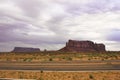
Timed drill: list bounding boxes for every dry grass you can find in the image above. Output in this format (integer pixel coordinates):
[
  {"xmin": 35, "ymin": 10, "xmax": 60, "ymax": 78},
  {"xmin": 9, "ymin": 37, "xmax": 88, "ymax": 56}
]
[
  {"xmin": 0, "ymin": 51, "xmax": 120, "ymax": 62},
  {"xmin": 0, "ymin": 71, "xmax": 120, "ymax": 80},
  {"xmin": 0, "ymin": 52, "xmax": 120, "ymax": 80}
]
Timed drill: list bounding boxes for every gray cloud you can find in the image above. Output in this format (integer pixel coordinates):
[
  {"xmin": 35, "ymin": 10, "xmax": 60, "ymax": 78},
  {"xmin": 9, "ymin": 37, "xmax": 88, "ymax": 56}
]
[
  {"xmin": 107, "ymin": 29, "xmax": 120, "ymax": 41},
  {"xmin": 0, "ymin": 0, "xmax": 120, "ymax": 51},
  {"xmin": 13, "ymin": 0, "xmax": 42, "ymax": 18},
  {"xmin": 64, "ymin": 0, "xmax": 120, "ymax": 15}
]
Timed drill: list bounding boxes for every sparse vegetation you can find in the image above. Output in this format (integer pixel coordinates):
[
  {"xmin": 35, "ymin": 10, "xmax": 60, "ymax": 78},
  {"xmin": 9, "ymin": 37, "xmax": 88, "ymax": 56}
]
[
  {"xmin": 0, "ymin": 51, "xmax": 120, "ymax": 62},
  {"xmin": 89, "ymin": 74, "xmax": 94, "ymax": 79},
  {"xmin": 49, "ymin": 58, "xmax": 53, "ymax": 61},
  {"xmin": 0, "ymin": 71, "xmax": 119, "ymax": 80},
  {"xmin": 0, "ymin": 51, "xmax": 119, "ymax": 80},
  {"xmin": 23, "ymin": 58, "xmax": 33, "ymax": 62}
]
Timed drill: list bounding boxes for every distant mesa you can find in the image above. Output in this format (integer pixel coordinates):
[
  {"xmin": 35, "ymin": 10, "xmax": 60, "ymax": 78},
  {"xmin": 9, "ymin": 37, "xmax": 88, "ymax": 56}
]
[
  {"xmin": 11, "ymin": 40, "xmax": 106, "ymax": 52},
  {"xmin": 12, "ymin": 47, "xmax": 40, "ymax": 52},
  {"xmin": 59, "ymin": 40, "xmax": 106, "ymax": 52}
]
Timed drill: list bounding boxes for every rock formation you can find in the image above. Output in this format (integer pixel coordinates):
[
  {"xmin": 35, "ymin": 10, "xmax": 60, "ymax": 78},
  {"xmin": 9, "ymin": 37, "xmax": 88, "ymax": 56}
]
[
  {"xmin": 12, "ymin": 47, "xmax": 40, "ymax": 52},
  {"xmin": 59, "ymin": 40, "xmax": 106, "ymax": 52}
]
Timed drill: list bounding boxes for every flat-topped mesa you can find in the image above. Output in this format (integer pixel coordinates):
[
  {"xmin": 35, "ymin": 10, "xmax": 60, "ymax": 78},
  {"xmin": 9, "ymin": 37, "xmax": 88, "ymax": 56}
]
[
  {"xmin": 94, "ymin": 44, "xmax": 106, "ymax": 51},
  {"xmin": 12, "ymin": 47, "xmax": 40, "ymax": 52},
  {"xmin": 59, "ymin": 40, "xmax": 106, "ymax": 52}
]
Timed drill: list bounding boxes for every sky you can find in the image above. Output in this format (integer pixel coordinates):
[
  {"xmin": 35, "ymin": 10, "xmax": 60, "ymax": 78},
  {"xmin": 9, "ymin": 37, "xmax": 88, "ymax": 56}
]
[{"xmin": 0, "ymin": 0, "xmax": 120, "ymax": 52}]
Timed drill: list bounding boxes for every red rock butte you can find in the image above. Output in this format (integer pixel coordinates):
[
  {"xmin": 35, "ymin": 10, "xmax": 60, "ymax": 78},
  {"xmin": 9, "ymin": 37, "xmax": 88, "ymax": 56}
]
[
  {"xmin": 59, "ymin": 40, "xmax": 106, "ymax": 52},
  {"xmin": 12, "ymin": 47, "xmax": 40, "ymax": 52}
]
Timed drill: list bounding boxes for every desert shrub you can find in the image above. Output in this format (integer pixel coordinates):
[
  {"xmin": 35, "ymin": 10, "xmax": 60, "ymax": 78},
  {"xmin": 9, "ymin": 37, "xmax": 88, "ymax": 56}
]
[
  {"xmin": 23, "ymin": 58, "xmax": 32, "ymax": 62},
  {"xmin": 41, "ymin": 70, "xmax": 43, "ymax": 73},
  {"xmin": 66, "ymin": 57, "xmax": 72, "ymax": 61},
  {"xmin": 102, "ymin": 78, "xmax": 105, "ymax": 80},
  {"xmin": 49, "ymin": 58, "xmax": 53, "ymax": 61},
  {"xmin": 88, "ymin": 58, "xmax": 91, "ymax": 60},
  {"xmin": 78, "ymin": 55, "xmax": 83, "ymax": 58},
  {"xmin": 39, "ymin": 77, "xmax": 44, "ymax": 80},
  {"xmin": 89, "ymin": 74, "xmax": 94, "ymax": 79},
  {"xmin": 62, "ymin": 57, "xmax": 65, "ymax": 59},
  {"xmin": 101, "ymin": 58, "xmax": 104, "ymax": 61}
]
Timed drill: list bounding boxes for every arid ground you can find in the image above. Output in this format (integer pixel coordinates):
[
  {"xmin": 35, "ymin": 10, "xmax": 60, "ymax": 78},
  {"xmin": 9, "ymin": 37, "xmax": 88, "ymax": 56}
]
[
  {"xmin": 0, "ymin": 51, "xmax": 120, "ymax": 62},
  {"xmin": 0, "ymin": 51, "xmax": 120, "ymax": 80},
  {"xmin": 0, "ymin": 71, "xmax": 120, "ymax": 80}
]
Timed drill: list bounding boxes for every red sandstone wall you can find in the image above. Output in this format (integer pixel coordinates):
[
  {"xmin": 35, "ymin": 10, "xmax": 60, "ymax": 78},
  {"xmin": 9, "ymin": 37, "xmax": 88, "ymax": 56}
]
[{"xmin": 59, "ymin": 40, "xmax": 106, "ymax": 52}]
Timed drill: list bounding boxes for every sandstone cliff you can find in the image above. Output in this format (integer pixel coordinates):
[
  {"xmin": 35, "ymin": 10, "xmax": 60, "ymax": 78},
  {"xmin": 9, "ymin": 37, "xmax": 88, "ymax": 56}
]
[{"xmin": 59, "ymin": 40, "xmax": 106, "ymax": 52}]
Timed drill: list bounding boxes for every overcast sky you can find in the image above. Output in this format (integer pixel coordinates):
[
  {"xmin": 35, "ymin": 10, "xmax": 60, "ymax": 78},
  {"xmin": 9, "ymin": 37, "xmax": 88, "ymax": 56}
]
[{"xmin": 0, "ymin": 0, "xmax": 120, "ymax": 52}]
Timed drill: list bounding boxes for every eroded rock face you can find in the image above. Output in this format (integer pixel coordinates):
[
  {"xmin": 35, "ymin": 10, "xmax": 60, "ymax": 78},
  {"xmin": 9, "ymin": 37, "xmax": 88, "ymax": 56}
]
[
  {"xmin": 12, "ymin": 47, "xmax": 40, "ymax": 52},
  {"xmin": 59, "ymin": 40, "xmax": 106, "ymax": 52}
]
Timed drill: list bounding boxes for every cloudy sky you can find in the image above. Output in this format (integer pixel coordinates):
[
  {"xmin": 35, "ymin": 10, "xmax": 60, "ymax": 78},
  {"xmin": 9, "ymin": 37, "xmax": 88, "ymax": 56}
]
[{"xmin": 0, "ymin": 0, "xmax": 120, "ymax": 52}]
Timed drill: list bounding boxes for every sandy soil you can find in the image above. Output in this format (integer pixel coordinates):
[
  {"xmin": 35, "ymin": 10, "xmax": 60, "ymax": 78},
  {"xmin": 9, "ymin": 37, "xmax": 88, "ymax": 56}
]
[{"xmin": 0, "ymin": 71, "xmax": 120, "ymax": 80}]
